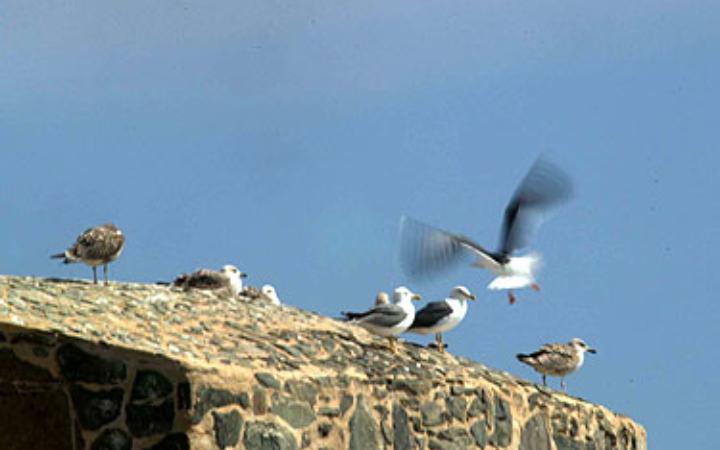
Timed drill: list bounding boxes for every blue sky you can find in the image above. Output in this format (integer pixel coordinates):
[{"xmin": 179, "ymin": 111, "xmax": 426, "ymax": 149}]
[{"xmin": 2, "ymin": 1, "xmax": 719, "ymax": 448}]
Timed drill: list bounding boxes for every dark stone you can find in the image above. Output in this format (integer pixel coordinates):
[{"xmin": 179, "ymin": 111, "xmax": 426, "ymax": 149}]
[
  {"xmin": 0, "ymin": 348, "xmax": 53, "ymax": 382},
  {"xmin": 126, "ymin": 398, "xmax": 175, "ymax": 437},
  {"xmin": 271, "ymin": 393, "xmax": 316, "ymax": 429},
  {"xmin": 284, "ymin": 380, "xmax": 318, "ymax": 406},
  {"xmin": 420, "ymin": 401, "xmax": 445, "ymax": 427},
  {"xmin": 470, "ymin": 420, "xmax": 489, "ymax": 448},
  {"xmin": 554, "ymin": 434, "xmax": 596, "ymax": 450},
  {"xmin": 318, "ymin": 407, "xmax": 340, "ymax": 417},
  {"xmin": 143, "ymin": 433, "xmax": 190, "ymax": 450},
  {"xmin": 253, "ymin": 387, "xmax": 268, "ymax": 415},
  {"xmin": 467, "ymin": 390, "xmax": 489, "ymax": 418},
  {"xmin": 349, "ymin": 396, "xmax": 381, "ymax": 450},
  {"xmin": 244, "ymin": 421, "xmax": 298, "ymax": 450},
  {"xmin": 489, "ymin": 397, "xmax": 512, "ymax": 447},
  {"xmin": 318, "ymin": 422, "xmax": 333, "ymax": 438},
  {"xmin": 446, "ymin": 396, "xmax": 467, "ymax": 422},
  {"xmin": 381, "ymin": 420, "xmax": 393, "ymax": 444},
  {"xmin": 70, "ymin": 385, "xmax": 124, "ymax": 430},
  {"xmin": 131, "ymin": 370, "xmax": 173, "ymax": 402},
  {"xmin": 438, "ymin": 428, "xmax": 473, "ymax": 447},
  {"xmin": 177, "ymin": 382, "xmax": 191, "ymax": 410},
  {"xmin": 32, "ymin": 346, "xmax": 50, "ymax": 357},
  {"xmin": 213, "ymin": 410, "xmax": 242, "ymax": 449},
  {"xmin": 74, "ymin": 420, "xmax": 85, "ymax": 450},
  {"xmin": 390, "ymin": 379, "xmax": 432, "ymax": 396},
  {"xmin": 255, "ymin": 372, "xmax": 281, "ymax": 389},
  {"xmin": 192, "ymin": 387, "xmax": 244, "ymax": 423},
  {"xmin": 521, "ymin": 415, "xmax": 550, "ymax": 450},
  {"xmin": 91, "ymin": 429, "xmax": 132, "ymax": 450},
  {"xmin": 0, "ymin": 331, "xmax": 5, "ymax": 342},
  {"xmin": 392, "ymin": 403, "xmax": 415, "ymax": 450},
  {"xmin": 339, "ymin": 394, "xmax": 353, "ymax": 417},
  {"xmin": 0, "ymin": 384, "xmax": 73, "ymax": 449},
  {"xmin": 57, "ymin": 343, "xmax": 126, "ymax": 384},
  {"xmin": 10, "ymin": 332, "xmax": 56, "ymax": 346},
  {"xmin": 238, "ymin": 392, "xmax": 250, "ymax": 409},
  {"xmin": 428, "ymin": 439, "xmax": 462, "ymax": 450}
]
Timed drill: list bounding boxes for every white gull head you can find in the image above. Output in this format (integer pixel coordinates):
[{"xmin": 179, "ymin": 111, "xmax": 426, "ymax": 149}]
[
  {"xmin": 221, "ymin": 265, "xmax": 246, "ymax": 295},
  {"xmin": 261, "ymin": 284, "xmax": 281, "ymax": 305}
]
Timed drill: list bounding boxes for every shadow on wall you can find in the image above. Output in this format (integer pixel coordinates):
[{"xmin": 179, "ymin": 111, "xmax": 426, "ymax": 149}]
[{"xmin": 0, "ymin": 324, "xmax": 192, "ymax": 450}]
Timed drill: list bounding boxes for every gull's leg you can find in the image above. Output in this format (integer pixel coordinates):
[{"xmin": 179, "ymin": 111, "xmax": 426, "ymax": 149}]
[
  {"xmin": 92, "ymin": 266, "xmax": 98, "ymax": 284},
  {"xmin": 542, "ymin": 374, "xmax": 547, "ymax": 387},
  {"xmin": 560, "ymin": 377, "xmax": 566, "ymax": 392},
  {"xmin": 530, "ymin": 283, "xmax": 541, "ymax": 292},
  {"xmin": 507, "ymin": 291, "xmax": 516, "ymax": 305},
  {"xmin": 104, "ymin": 264, "xmax": 109, "ymax": 286},
  {"xmin": 436, "ymin": 333, "xmax": 445, "ymax": 354},
  {"xmin": 388, "ymin": 337, "xmax": 397, "ymax": 353}
]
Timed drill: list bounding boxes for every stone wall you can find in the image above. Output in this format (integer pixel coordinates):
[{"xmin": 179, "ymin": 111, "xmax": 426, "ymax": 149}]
[{"xmin": 0, "ymin": 276, "xmax": 647, "ymax": 450}]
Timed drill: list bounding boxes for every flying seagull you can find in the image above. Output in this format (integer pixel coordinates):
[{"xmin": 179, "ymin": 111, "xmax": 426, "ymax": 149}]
[
  {"xmin": 51, "ymin": 223, "xmax": 125, "ymax": 285},
  {"xmin": 399, "ymin": 157, "xmax": 572, "ymax": 304},
  {"xmin": 408, "ymin": 286, "xmax": 476, "ymax": 354},
  {"xmin": 342, "ymin": 286, "xmax": 422, "ymax": 352},
  {"xmin": 172, "ymin": 265, "xmax": 247, "ymax": 296},
  {"xmin": 516, "ymin": 338, "xmax": 596, "ymax": 391}
]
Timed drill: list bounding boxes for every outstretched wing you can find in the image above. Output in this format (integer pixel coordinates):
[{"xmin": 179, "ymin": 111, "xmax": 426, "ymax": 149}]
[
  {"xmin": 399, "ymin": 216, "xmax": 501, "ymax": 279},
  {"xmin": 499, "ymin": 157, "xmax": 573, "ymax": 255}
]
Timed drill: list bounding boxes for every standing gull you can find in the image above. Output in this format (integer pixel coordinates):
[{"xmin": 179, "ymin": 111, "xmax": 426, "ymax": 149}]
[
  {"xmin": 408, "ymin": 286, "xmax": 476, "ymax": 354},
  {"xmin": 51, "ymin": 223, "xmax": 125, "ymax": 285},
  {"xmin": 260, "ymin": 284, "xmax": 282, "ymax": 305},
  {"xmin": 172, "ymin": 265, "xmax": 247, "ymax": 296},
  {"xmin": 342, "ymin": 287, "xmax": 421, "ymax": 352},
  {"xmin": 517, "ymin": 338, "xmax": 596, "ymax": 391},
  {"xmin": 399, "ymin": 157, "xmax": 572, "ymax": 304}
]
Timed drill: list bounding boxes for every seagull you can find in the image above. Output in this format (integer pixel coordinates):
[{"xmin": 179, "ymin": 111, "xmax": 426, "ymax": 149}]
[
  {"xmin": 172, "ymin": 265, "xmax": 247, "ymax": 296},
  {"xmin": 375, "ymin": 291, "xmax": 390, "ymax": 306},
  {"xmin": 399, "ymin": 157, "xmax": 572, "ymax": 304},
  {"xmin": 342, "ymin": 287, "xmax": 422, "ymax": 352},
  {"xmin": 516, "ymin": 338, "xmax": 596, "ymax": 391},
  {"xmin": 260, "ymin": 284, "xmax": 281, "ymax": 305},
  {"xmin": 51, "ymin": 223, "xmax": 125, "ymax": 285},
  {"xmin": 407, "ymin": 286, "xmax": 476, "ymax": 354}
]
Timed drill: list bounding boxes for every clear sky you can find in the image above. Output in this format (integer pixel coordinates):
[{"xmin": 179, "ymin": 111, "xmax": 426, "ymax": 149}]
[{"xmin": 2, "ymin": 2, "xmax": 718, "ymax": 448}]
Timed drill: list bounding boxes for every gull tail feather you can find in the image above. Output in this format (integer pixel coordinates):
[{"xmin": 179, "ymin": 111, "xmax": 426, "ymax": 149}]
[
  {"xmin": 488, "ymin": 275, "xmax": 533, "ymax": 290},
  {"xmin": 50, "ymin": 253, "xmax": 73, "ymax": 264}
]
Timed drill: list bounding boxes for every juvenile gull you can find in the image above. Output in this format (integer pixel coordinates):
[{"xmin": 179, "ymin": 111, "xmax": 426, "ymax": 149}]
[
  {"xmin": 400, "ymin": 157, "xmax": 572, "ymax": 304},
  {"xmin": 517, "ymin": 338, "xmax": 596, "ymax": 391},
  {"xmin": 260, "ymin": 284, "xmax": 281, "ymax": 305},
  {"xmin": 408, "ymin": 286, "xmax": 476, "ymax": 354},
  {"xmin": 342, "ymin": 287, "xmax": 421, "ymax": 352},
  {"xmin": 172, "ymin": 265, "xmax": 247, "ymax": 296},
  {"xmin": 51, "ymin": 223, "xmax": 125, "ymax": 285}
]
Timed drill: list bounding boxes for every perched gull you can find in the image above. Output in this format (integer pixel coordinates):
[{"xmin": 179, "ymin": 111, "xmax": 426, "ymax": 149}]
[
  {"xmin": 172, "ymin": 265, "xmax": 247, "ymax": 296},
  {"xmin": 517, "ymin": 338, "xmax": 596, "ymax": 391},
  {"xmin": 408, "ymin": 286, "xmax": 476, "ymax": 354},
  {"xmin": 399, "ymin": 157, "xmax": 572, "ymax": 304},
  {"xmin": 342, "ymin": 287, "xmax": 421, "ymax": 352},
  {"xmin": 375, "ymin": 291, "xmax": 390, "ymax": 306},
  {"xmin": 51, "ymin": 223, "xmax": 125, "ymax": 285},
  {"xmin": 260, "ymin": 284, "xmax": 281, "ymax": 305}
]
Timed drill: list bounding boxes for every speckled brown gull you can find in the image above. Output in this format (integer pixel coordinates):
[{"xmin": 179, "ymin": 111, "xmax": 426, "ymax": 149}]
[
  {"xmin": 51, "ymin": 223, "xmax": 125, "ymax": 285},
  {"xmin": 517, "ymin": 338, "xmax": 596, "ymax": 391},
  {"xmin": 172, "ymin": 265, "xmax": 246, "ymax": 296}
]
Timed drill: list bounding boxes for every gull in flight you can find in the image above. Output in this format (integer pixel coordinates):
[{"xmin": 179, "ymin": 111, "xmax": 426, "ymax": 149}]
[
  {"xmin": 342, "ymin": 286, "xmax": 421, "ymax": 352},
  {"xmin": 517, "ymin": 338, "xmax": 596, "ymax": 391},
  {"xmin": 399, "ymin": 157, "xmax": 572, "ymax": 304},
  {"xmin": 51, "ymin": 223, "xmax": 125, "ymax": 285},
  {"xmin": 172, "ymin": 265, "xmax": 246, "ymax": 296},
  {"xmin": 407, "ymin": 286, "xmax": 476, "ymax": 354}
]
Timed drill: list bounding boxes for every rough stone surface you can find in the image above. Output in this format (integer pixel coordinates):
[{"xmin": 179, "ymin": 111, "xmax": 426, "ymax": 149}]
[
  {"xmin": 490, "ymin": 396, "xmax": 513, "ymax": 447},
  {"xmin": 91, "ymin": 429, "xmax": 132, "ymax": 450},
  {"xmin": 126, "ymin": 398, "xmax": 175, "ymax": 437},
  {"xmin": 0, "ymin": 348, "xmax": 53, "ymax": 382},
  {"xmin": 521, "ymin": 415, "xmax": 551, "ymax": 450},
  {"xmin": 271, "ymin": 393, "xmax": 316, "ymax": 429},
  {"xmin": 244, "ymin": 421, "xmax": 298, "ymax": 450},
  {"xmin": 349, "ymin": 396, "xmax": 382, "ymax": 450},
  {"xmin": 393, "ymin": 403, "xmax": 415, "ymax": 450},
  {"xmin": 421, "ymin": 401, "xmax": 446, "ymax": 427},
  {"xmin": 212, "ymin": 410, "xmax": 242, "ymax": 449},
  {"xmin": 470, "ymin": 420, "xmax": 489, "ymax": 448},
  {"xmin": 57, "ymin": 343, "xmax": 127, "ymax": 383},
  {"xmin": 70, "ymin": 384, "xmax": 124, "ymax": 430},
  {"xmin": 132, "ymin": 369, "xmax": 173, "ymax": 402},
  {"xmin": 255, "ymin": 372, "xmax": 281, "ymax": 389},
  {"xmin": 192, "ymin": 387, "xmax": 244, "ymax": 423}
]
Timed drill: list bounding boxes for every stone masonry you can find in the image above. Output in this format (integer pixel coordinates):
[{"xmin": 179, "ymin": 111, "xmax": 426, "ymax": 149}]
[{"xmin": 0, "ymin": 276, "xmax": 646, "ymax": 450}]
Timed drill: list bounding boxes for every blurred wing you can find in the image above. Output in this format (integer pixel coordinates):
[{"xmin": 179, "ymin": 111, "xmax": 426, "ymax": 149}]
[
  {"xmin": 499, "ymin": 157, "xmax": 573, "ymax": 255},
  {"xmin": 399, "ymin": 216, "xmax": 497, "ymax": 278}
]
